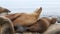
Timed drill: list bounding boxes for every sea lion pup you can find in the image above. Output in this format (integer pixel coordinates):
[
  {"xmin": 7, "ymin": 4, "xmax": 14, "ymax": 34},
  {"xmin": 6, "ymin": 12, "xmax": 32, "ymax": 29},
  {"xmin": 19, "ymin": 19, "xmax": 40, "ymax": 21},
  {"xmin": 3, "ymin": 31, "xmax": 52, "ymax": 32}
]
[
  {"xmin": 43, "ymin": 24, "xmax": 60, "ymax": 34},
  {"xmin": 26, "ymin": 18, "xmax": 50, "ymax": 33},
  {"xmin": 6, "ymin": 7, "xmax": 42, "ymax": 26},
  {"xmin": 0, "ymin": 16, "xmax": 14, "ymax": 34},
  {"xmin": 41, "ymin": 17, "xmax": 57, "ymax": 24}
]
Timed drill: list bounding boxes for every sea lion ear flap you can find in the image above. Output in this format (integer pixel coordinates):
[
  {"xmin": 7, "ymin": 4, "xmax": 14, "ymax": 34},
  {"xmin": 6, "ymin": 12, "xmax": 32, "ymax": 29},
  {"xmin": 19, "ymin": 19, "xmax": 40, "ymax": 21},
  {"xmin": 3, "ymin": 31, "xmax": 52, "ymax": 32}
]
[{"xmin": 50, "ymin": 17, "xmax": 57, "ymax": 24}]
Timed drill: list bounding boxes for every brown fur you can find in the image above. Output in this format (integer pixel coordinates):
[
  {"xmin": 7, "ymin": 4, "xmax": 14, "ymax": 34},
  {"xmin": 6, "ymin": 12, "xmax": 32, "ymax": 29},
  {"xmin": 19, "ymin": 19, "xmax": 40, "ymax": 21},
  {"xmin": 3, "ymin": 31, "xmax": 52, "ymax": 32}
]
[
  {"xmin": 41, "ymin": 17, "xmax": 57, "ymax": 24},
  {"xmin": 50, "ymin": 17, "xmax": 57, "ymax": 24},
  {"xmin": 0, "ymin": 7, "xmax": 11, "ymax": 13},
  {"xmin": 5, "ymin": 13, "xmax": 22, "ymax": 21},
  {"xmin": 26, "ymin": 18, "xmax": 50, "ymax": 33},
  {"xmin": 0, "ymin": 16, "xmax": 14, "ymax": 34},
  {"xmin": 6, "ymin": 7, "xmax": 42, "ymax": 26},
  {"xmin": 25, "ymin": 17, "xmax": 57, "ymax": 33}
]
